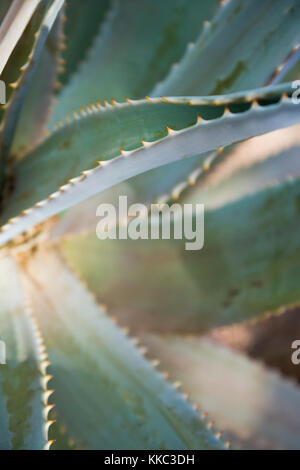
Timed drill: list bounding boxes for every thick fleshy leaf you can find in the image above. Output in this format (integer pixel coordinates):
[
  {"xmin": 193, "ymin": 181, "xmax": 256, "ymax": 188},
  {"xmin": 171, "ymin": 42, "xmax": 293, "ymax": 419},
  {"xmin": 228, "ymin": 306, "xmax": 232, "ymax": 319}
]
[
  {"xmin": 267, "ymin": 45, "xmax": 300, "ymax": 85},
  {"xmin": 21, "ymin": 247, "xmax": 224, "ymax": 450},
  {"xmin": 282, "ymin": 58, "xmax": 300, "ymax": 82},
  {"xmin": 10, "ymin": 8, "xmax": 64, "ymax": 158},
  {"xmin": 53, "ymin": 111, "xmax": 300, "ymax": 238},
  {"xmin": 143, "ymin": 335, "xmax": 300, "ymax": 450},
  {"xmin": 0, "ymin": 0, "xmax": 42, "ymax": 75},
  {"xmin": 0, "ymin": 1, "xmax": 49, "ymax": 124},
  {"xmin": 153, "ymin": 0, "xmax": 300, "ymax": 96},
  {"xmin": 0, "ymin": 255, "xmax": 51, "ymax": 450},
  {"xmin": 209, "ymin": 305, "xmax": 300, "ymax": 383},
  {"xmin": 184, "ymin": 143, "xmax": 300, "ymax": 209},
  {"xmin": 52, "ymin": 0, "xmax": 300, "ymax": 215},
  {"xmin": 51, "ymin": 0, "xmax": 220, "ymax": 124},
  {"xmin": 0, "ymin": 0, "xmax": 64, "ymax": 181},
  {"xmin": 61, "ymin": 176, "xmax": 300, "ymax": 334},
  {"xmin": 59, "ymin": 0, "xmax": 110, "ymax": 87},
  {"xmin": 1, "ymin": 86, "xmax": 299, "ymax": 245},
  {"xmin": 0, "ymin": 0, "xmax": 51, "ymax": 186},
  {"xmin": 146, "ymin": 0, "xmax": 300, "ymax": 202}
]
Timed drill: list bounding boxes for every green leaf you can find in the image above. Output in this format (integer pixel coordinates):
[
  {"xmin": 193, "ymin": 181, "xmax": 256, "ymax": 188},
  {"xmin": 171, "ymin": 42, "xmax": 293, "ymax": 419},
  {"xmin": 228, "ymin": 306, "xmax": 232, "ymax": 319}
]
[
  {"xmin": 280, "ymin": 57, "xmax": 300, "ymax": 83},
  {"xmin": 21, "ymin": 247, "xmax": 225, "ymax": 450},
  {"xmin": 9, "ymin": 8, "xmax": 64, "ymax": 158},
  {"xmin": 183, "ymin": 143, "xmax": 300, "ymax": 209},
  {"xmin": 267, "ymin": 45, "xmax": 300, "ymax": 85},
  {"xmin": 154, "ymin": 0, "xmax": 300, "ymax": 96},
  {"xmin": 50, "ymin": 0, "xmax": 220, "ymax": 124},
  {"xmin": 0, "ymin": 0, "xmax": 51, "ymax": 186},
  {"xmin": 0, "ymin": 0, "xmax": 64, "ymax": 183},
  {"xmin": 0, "ymin": 255, "xmax": 51, "ymax": 450},
  {"xmin": 1, "ymin": 85, "xmax": 299, "ymax": 246},
  {"xmin": 59, "ymin": 0, "xmax": 110, "ymax": 87},
  {"xmin": 146, "ymin": 0, "xmax": 300, "ymax": 203},
  {"xmin": 208, "ymin": 305, "xmax": 300, "ymax": 382},
  {"xmin": 0, "ymin": 0, "xmax": 42, "ymax": 75},
  {"xmin": 61, "ymin": 176, "xmax": 300, "ymax": 334},
  {"xmin": 52, "ymin": 0, "xmax": 300, "ymax": 211},
  {"xmin": 142, "ymin": 335, "xmax": 300, "ymax": 450}
]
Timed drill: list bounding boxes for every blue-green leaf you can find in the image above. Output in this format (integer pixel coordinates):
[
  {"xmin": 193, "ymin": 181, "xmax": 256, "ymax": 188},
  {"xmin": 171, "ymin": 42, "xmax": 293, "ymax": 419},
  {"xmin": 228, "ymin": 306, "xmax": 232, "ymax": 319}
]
[
  {"xmin": 0, "ymin": 255, "xmax": 52, "ymax": 450},
  {"xmin": 61, "ymin": 176, "xmax": 300, "ymax": 333},
  {"xmin": 153, "ymin": 0, "xmax": 300, "ymax": 96},
  {"xmin": 0, "ymin": 0, "xmax": 64, "ymax": 186},
  {"xmin": 1, "ymin": 87, "xmax": 299, "ymax": 246},
  {"xmin": 143, "ymin": 335, "xmax": 300, "ymax": 450},
  {"xmin": 21, "ymin": 247, "xmax": 225, "ymax": 450},
  {"xmin": 59, "ymin": 0, "xmax": 110, "ymax": 87},
  {"xmin": 50, "ymin": 0, "xmax": 220, "ymax": 124}
]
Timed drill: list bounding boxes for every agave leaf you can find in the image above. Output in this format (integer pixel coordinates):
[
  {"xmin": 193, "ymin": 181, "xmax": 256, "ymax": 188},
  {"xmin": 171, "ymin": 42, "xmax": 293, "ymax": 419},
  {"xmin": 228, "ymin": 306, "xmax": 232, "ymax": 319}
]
[
  {"xmin": 50, "ymin": 0, "xmax": 220, "ymax": 123},
  {"xmin": 1, "ymin": 87, "xmax": 299, "ymax": 245},
  {"xmin": 135, "ymin": 0, "xmax": 300, "ymax": 206},
  {"xmin": 153, "ymin": 0, "xmax": 300, "ymax": 96},
  {"xmin": 209, "ymin": 305, "xmax": 300, "ymax": 383},
  {"xmin": 267, "ymin": 45, "xmax": 300, "ymax": 85},
  {"xmin": 53, "ymin": 102, "xmax": 300, "ymax": 238},
  {"xmin": 146, "ymin": 0, "xmax": 300, "ymax": 202},
  {"xmin": 0, "ymin": 0, "xmax": 42, "ymax": 75},
  {"xmin": 0, "ymin": 255, "xmax": 52, "ymax": 450},
  {"xmin": 142, "ymin": 335, "xmax": 300, "ymax": 450},
  {"xmin": 183, "ymin": 143, "xmax": 300, "ymax": 209},
  {"xmin": 61, "ymin": 175, "xmax": 300, "ymax": 334},
  {"xmin": 49, "ymin": 412, "xmax": 78, "ymax": 450},
  {"xmin": 0, "ymin": 0, "xmax": 51, "ymax": 185},
  {"xmin": 0, "ymin": 1, "xmax": 49, "ymax": 126},
  {"xmin": 20, "ymin": 247, "xmax": 224, "ymax": 450},
  {"xmin": 10, "ymin": 9, "xmax": 64, "ymax": 158},
  {"xmin": 281, "ymin": 58, "xmax": 300, "ymax": 83},
  {"xmin": 52, "ymin": 0, "xmax": 300, "ymax": 214},
  {"xmin": 0, "ymin": 0, "xmax": 64, "ymax": 186},
  {"xmin": 59, "ymin": 0, "xmax": 110, "ymax": 87}
]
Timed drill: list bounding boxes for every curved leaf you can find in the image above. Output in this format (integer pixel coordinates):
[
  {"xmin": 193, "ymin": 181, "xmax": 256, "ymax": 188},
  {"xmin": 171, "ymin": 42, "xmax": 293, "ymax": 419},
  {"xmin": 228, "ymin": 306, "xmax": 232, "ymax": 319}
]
[
  {"xmin": 1, "ymin": 87, "xmax": 299, "ymax": 245},
  {"xmin": 10, "ymin": 8, "xmax": 64, "ymax": 158},
  {"xmin": 61, "ymin": 176, "xmax": 300, "ymax": 333},
  {"xmin": 51, "ymin": 0, "xmax": 220, "ymax": 124},
  {"xmin": 0, "ymin": 255, "xmax": 51, "ymax": 450},
  {"xmin": 184, "ymin": 143, "xmax": 300, "ymax": 209},
  {"xmin": 59, "ymin": 0, "xmax": 110, "ymax": 87},
  {"xmin": 0, "ymin": 0, "xmax": 42, "ymax": 75},
  {"xmin": 21, "ymin": 247, "xmax": 225, "ymax": 450},
  {"xmin": 209, "ymin": 305, "xmax": 300, "ymax": 383},
  {"xmin": 143, "ymin": 335, "xmax": 300, "ymax": 450},
  {"xmin": 153, "ymin": 0, "xmax": 300, "ymax": 96},
  {"xmin": 0, "ymin": 0, "xmax": 64, "ymax": 181},
  {"xmin": 52, "ymin": 0, "xmax": 300, "ymax": 213}
]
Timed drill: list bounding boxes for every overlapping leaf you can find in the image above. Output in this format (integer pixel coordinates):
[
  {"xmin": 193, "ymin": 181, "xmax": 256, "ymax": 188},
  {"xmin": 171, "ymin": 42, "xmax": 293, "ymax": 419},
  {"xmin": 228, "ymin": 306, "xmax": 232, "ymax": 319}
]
[
  {"xmin": 154, "ymin": 0, "xmax": 300, "ymax": 96},
  {"xmin": 51, "ymin": 0, "xmax": 220, "ymax": 123},
  {"xmin": 0, "ymin": 0, "xmax": 64, "ymax": 183},
  {"xmin": 62, "ymin": 175, "xmax": 300, "ymax": 333},
  {"xmin": 0, "ymin": 255, "xmax": 51, "ymax": 450},
  {"xmin": 10, "ymin": 6, "xmax": 64, "ymax": 158},
  {"xmin": 1, "ymin": 85, "xmax": 299, "ymax": 246},
  {"xmin": 21, "ymin": 247, "xmax": 225, "ymax": 450},
  {"xmin": 142, "ymin": 335, "xmax": 300, "ymax": 450},
  {"xmin": 0, "ymin": 0, "xmax": 42, "ymax": 75},
  {"xmin": 59, "ymin": 0, "xmax": 110, "ymax": 87},
  {"xmin": 48, "ymin": 0, "xmax": 300, "ymax": 225}
]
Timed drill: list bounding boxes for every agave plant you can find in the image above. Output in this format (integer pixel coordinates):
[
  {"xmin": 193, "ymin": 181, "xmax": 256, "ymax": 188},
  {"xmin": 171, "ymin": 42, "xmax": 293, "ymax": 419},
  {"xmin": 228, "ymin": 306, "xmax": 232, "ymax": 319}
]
[{"xmin": 0, "ymin": 0, "xmax": 300, "ymax": 451}]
